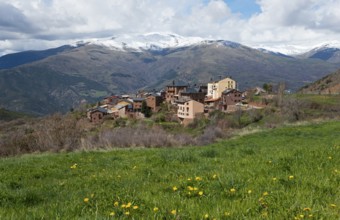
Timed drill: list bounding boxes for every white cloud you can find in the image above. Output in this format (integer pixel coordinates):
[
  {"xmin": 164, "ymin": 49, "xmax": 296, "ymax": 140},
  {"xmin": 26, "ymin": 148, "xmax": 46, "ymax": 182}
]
[{"xmin": 1, "ymin": 0, "xmax": 340, "ymax": 55}]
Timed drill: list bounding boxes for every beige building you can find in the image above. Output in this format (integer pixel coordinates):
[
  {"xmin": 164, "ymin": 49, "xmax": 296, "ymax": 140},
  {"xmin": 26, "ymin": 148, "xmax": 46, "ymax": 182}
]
[
  {"xmin": 207, "ymin": 77, "xmax": 236, "ymax": 100},
  {"xmin": 177, "ymin": 99, "xmax": 204, "ymax": 125}
]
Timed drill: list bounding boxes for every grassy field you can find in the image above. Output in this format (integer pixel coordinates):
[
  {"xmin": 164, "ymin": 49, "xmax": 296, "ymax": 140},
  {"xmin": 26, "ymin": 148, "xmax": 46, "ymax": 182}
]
[{"xmin": 0, "ymin": 121, "xmax": 339, "ymax": 219}]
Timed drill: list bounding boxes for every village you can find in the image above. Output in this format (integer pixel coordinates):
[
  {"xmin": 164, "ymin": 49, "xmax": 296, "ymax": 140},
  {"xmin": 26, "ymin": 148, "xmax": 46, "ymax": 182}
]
[{"xmin": 87, "ymin": 76, "xmax": 267, "ymax": 125}]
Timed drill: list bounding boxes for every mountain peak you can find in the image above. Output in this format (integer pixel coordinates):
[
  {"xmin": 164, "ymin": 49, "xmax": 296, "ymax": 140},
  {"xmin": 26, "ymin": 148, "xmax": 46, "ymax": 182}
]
[{"xmin": 75, "ymin": 33, "xmax": 245, "ymax": 52}]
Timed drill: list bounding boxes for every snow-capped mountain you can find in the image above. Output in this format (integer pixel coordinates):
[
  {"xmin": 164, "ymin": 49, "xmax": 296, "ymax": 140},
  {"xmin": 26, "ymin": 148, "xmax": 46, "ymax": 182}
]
[
  {"xmin": 295, "ymin": 41, "xmax": 340, "ymax": 63},
  {"xmin": 76, "ymin": 33, "xmax": 207, "ymax": 51}
]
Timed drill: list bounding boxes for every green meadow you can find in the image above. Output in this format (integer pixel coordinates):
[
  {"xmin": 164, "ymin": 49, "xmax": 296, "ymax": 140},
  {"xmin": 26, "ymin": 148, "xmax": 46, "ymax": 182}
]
[{"xmin": 0, "ymin": 121, "xmax": 339, "ymax": 219}]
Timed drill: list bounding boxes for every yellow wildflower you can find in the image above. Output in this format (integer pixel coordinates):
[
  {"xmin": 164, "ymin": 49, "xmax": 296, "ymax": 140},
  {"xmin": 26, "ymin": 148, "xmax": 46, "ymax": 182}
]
[
  {"xmin": 114, "ymin": 201, "xmax": 119, "ymax": 207},
  {"xmin": 109, "ymin": 212, "xmax": 115, "ymax": 216},
  {"xmin": 124, "ymin": 211, "xmax": 130, "ymax": 215},
  {"xmin": 84, "ymin": 198, "xmax": 89, "ymax": 203},
  {"xmin": 330, "ymin": 204, "xmax": 336, "ymax": 208},
  {"xmin": 272, "ymin": 177, "xmax": 277, "ymax": 181},
  {"xmin": 133, "ymin": 205, "xmax": 138, "ymax": 210},
  {"xmin": 248, "ymin": 190, "xmax": 252, "ymax": 194},
  {"xmin": 187, "ymin": 178, "xmax": 192, "ymax": 181},
  {"xmin": 204, "ymin": 214, "xmax": 209, "ymax": 219},
  {"xmin": 289, "ymin": 175, "xmax": 294, "ymax": 180},
  {"xmin": 303, "ymin": 207, "xmax": 311, "ymax": 211},
  {"xmin": 263, "ymin": 192, "xmax": 269, "ymax": 196},
  {"xmin": 198, "ymin": 191, "xmax": 204, "ymax": 196},
  {"xmin": 121, "ymin": 204, "xmax": 126, "ymax": 208},
  {"xmin": 230, "ymin": 188, "xmax": 236, "ymax": 193},
  {"xmin": 153, "ymin": 207, "xmax": 159, "ymax": 212},
  {"xmin": 193, "ymin": 187, "xmax": 198, "ymax": 191},
  {"xmin": 187, "ymin": 186, "xmax": 194, "ymax": 191},
  {"xmin": 195, "ymin": 176, "xmax": 202, "ymax": 181},
  {"xmin": 212, "ymin": 174, "xmax": 217, "ymax": 179},
  {"xmin": 224, "ymin": 212, "xmax": 230, "ymax": 216},
  {"xmin": 328, "ymin": 156, "xmax": 332, "ymax": 160},
  {"xmin": 70, "ymin": 163, "xmax": 77, "ymax": 169},
  {"xmin": 126, "ymin": 202, "xmax": 132, "ymax": 208},
  {"xmin": 300, "ymin": 214, "xmax": 304, "ymax": 218},
  {"xmin": 308, "ymin": 214, "xmax": 313, "ymax": 218},
  {"xmin": 171, "ymin": 210, "xmax": 177, "ymax": 215},
  {"xmin": 173, "ymin": 186, "xmax": 178, "ymax": 191}
]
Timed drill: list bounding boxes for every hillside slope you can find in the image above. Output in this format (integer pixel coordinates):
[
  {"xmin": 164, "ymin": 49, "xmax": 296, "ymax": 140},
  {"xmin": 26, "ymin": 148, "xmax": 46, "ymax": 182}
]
[{"xmin": 300, "ymin": 69, "xmax": 340, "ymax": 94}]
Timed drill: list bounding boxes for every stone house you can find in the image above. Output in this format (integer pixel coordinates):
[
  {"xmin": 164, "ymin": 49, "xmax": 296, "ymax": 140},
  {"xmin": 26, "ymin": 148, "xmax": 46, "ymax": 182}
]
[
  {"xmin": 146, "ymin": 94, "xmax": 163, "ymax": 112},
  {"xmin": 220, "ymin": 89, "xmax": 243, "ymax": 112},
  {"xmin": 165, "ymin": 83, "xmax": 188, "ymax": 104},
  {"xmin": 87, "ymin": 107, "xmax": 108, "ymax": 123},
  {"xmin": 180, "ymin": 87, "xmax": 206, "ymax": 104}
]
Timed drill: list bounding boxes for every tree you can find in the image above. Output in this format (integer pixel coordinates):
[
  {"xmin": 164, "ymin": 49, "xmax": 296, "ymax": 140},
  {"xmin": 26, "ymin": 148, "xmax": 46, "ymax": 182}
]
[
  {"xmin": 263, "ymin": 83, "xmax": 273, "ymax": 93},
  {"xmin": 141, "ymin": 101, "xmax": 152, "ymax": 118}
]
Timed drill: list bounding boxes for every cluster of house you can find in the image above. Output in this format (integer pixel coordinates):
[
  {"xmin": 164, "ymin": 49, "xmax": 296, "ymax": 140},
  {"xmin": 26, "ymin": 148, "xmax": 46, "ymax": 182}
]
[{"xmin": 87, "ymin": 76, "xmax": 264, "ymax": 125}]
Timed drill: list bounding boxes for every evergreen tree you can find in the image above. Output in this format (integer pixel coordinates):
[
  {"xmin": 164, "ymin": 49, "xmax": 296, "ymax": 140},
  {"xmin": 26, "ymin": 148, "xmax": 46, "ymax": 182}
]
[{"xmin": 141, "ymin": 101, "xmax": 152, "ymax": 118}]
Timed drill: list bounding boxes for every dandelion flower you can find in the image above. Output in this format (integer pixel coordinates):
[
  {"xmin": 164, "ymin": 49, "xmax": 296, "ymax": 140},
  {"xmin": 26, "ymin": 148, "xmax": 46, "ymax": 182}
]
[
  {"xmin": 212, "ymin": 174, "xmax": 217, "ymax": 179},
  {"xmin": 133, "ymin": 205, "xmax": 138, "ymax": 210},
  {"xmin": 289, "ymin": 175, "xmax": 294, "ymax": 180},
  {"xmin": 193, "ymin": 187, "xmax": 198, "ymax": 191},
  {"xmin": 204, "ymin": 214, "xmax": 209, "ymax": 219},
  {"xmin": 248, "ymin": 190, "xmax": 252, "ymax": 194},
  {"xmin": 173, "ymin": 186, "xmax": 178, "ymax": 191},
  {"xmin": 195, "ymin": 176, "xmax": 202, "ymax": 181},
  {"xmin": 126, "ymin": 202, "xmax": 132, "ymax": 208},
  {"xmin": 272, "ymin": 177, "xmax": 277, "ymax": 181},
  {"xmin": 121, "ymin": 204, "xmax": 126, "ymax": 208},
  {"xmin": 330, "ymin": 204, "xmax": 336, "ymax": 208},
  {"xmin": 198, "ymin": 191, "xmax": 203, "ymax": 196},
  {"xmin": 299, "ymin": 214, "xmax": 304, "ymax": 218},
  {"xmin": 187, "ymin": 186, "xmax": 194, "ymax": 191},
  {"xmin": 109, "ymin": 212, "xmax": 115, "ymax": 216},
  {"xmin": 70, "ymin": 163, "xmax": 77, "ymax": 169},
  {"xmin": 114, "ymin": 201, "xmax": 119, "ymax": 207},
  {"xmin": 328, "ymin": 156, "xmax": 332, "ymax": 160},
  {"xmin": 263, "ymin": 192, "xmax": 269, "ymax": 196},
  {"xmin": 124, "ymin": 211, "xmax": 130, "ymax": 215},
  {"xmin": 187, "ymin": 178, "xmax": 192, "ymax": 181},
  {"xmin": 303, "ymin": 207, "xmax": 311, "ymax": 211},
  {"xmin": 84, "ymin": 198, "xmax": 89, "ymax": 203},
  {"xmin": 153, "ymin": 207, "xmax": 159, "ymax": 212},
  {"xmin": 171, "ymin": 210, "xmax": 177, "ymax": 215},
  {"xmin": 230, "ymin": 188, "xmax": 236, "ymax": 193}
]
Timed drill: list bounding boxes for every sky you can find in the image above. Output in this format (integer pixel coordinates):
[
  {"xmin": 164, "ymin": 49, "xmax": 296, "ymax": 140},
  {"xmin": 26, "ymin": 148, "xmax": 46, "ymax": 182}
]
[{"xmin": 1, "ymin": 0, "xmax": 340, "ymax": 56}]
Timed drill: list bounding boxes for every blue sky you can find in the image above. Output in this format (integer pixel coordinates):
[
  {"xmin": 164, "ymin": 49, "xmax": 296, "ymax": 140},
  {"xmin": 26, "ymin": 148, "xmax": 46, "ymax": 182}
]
[
  {"xmin": 1, "ymin": 0, "xmax": 340, "ymax": 55},
  {"xmin": 224, "ymin": 0, "xmax": 261, "ymax": 18}
]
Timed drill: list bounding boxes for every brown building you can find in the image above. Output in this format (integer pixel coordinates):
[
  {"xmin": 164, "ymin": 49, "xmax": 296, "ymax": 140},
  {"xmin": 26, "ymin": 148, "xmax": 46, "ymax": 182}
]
[
  {"xmin": 87, "ymin": 107, "xmax": 108, "ymax": 123},
  {"xmin": 220, "ymin": 89, "xmax": 243, "ymax": 112},
  {"xmin": 180, "ymin": 87, "xmax": 206, "ymax": 104},
  {"xmin": 102, "ymin": 95, "xmax": 120, "ymax": 105},
  {"xmin": 165, "ymin": 83, "xmax": 188, "ymax": 104},
  {"xmin": 146, "ymin": 94, "xmax": 163, "ymax": 112},
  {"xmin": 131, "ymin": 98, "xmax": 145, "ymax": 112}
]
